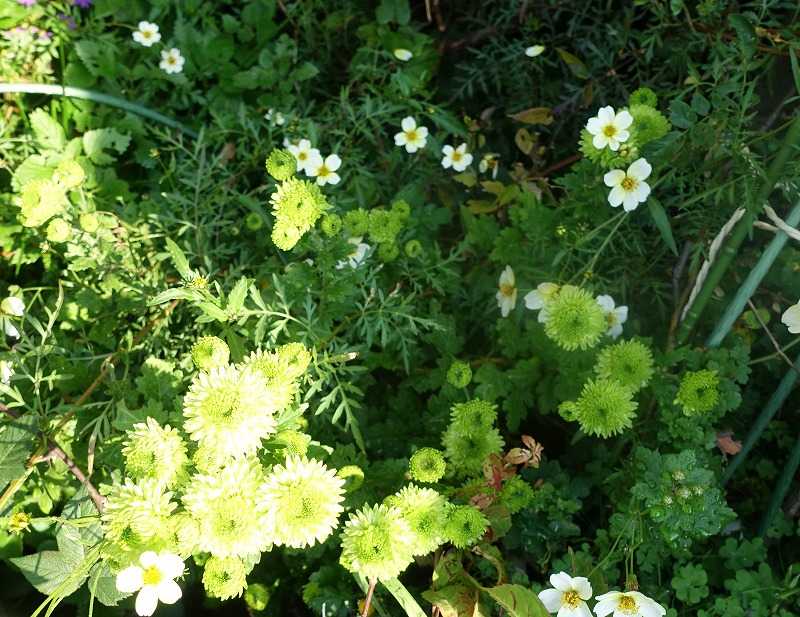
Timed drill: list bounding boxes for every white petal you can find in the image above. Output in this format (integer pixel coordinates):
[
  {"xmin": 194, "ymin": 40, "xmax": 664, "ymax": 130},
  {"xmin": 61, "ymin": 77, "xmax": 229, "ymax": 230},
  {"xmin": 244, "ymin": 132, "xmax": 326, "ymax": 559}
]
[
  {"xmin": 593, "ymin": 597, "xmax": 618, "ymax": 617},
  {"xmin": 2, "ymin": 297, "xmax": 24, "ymax": 316},
  {"xmin": 586, "ymin": 118, "xmax": 602, "ymax": 135},
  {"xmin": 401, "ymin": 117, "xmax": 416, "ymax": 132},
  {"xmin": 461, "ymin": 153, "xmax": 474, "ymax": 167},
  {"xmin": 298, "ymin": 139, "xmax": 311, "ymax": 150},
  {"xmin": 603, "ymin": 170, "xmax": 625, "ymax": 187},
  {"xmin": 326, "ymin": 154, "xmax": 342, "ymax": 171},
  {"xmin": 538, "ymin": 308, "xmax": 550, "ymax": 323},
  {"xmin": 616, "ymin": 129, "xmax": 630, "ymax": 143},
  {"xmin": 622, "ymin": 193, "xmax": 640, "ymax": 212},
  {"xmin": 417, "ymin": 126, "xmax": 429, "ymax": 138},
  {"xmin": 597, "ymin": 106, "xmax": 615, "ymax": 123},
  {"xmin": 499, "ymin": 266, "xmax": 515, "ymax": 287},
  {"xmin": 608, "ymin": 186, "xmax": 625, "ymax": 207},
  {"xmin": 442, "ymin": 145, "xmax": 454, "ymax": 156},
  {"xmin": 394, "ymin": 133, "xmax": 407, "ymax": 146},
  {"xmin": 135, "ymin": 587, "xmax": 159, "ymax": 617},
  {"xmin": 615, "ymin": 306, "xmax": 628, "ymax": 324},
  {"xmin": 782, "ymin": 305, "xmax": 800, "ymax": 333},
  {"xmin": 592, "ymin": 134, "xmax": 608, "ymax": 150},
  {"xmin": 538, "ymin": 588, "xmax": 562, "ymax": 612},
  {"xmin": 596, "ymin": 294, "xmax": 615, "ymax": 311},
  {"xmin": 549, "ymin": 572, "xmax": 573, "ymax": 592},
  {"xmin": 608, "ymin": 138, "xmax": 620, "ymax": 151},
  {"xmin": 4, "ymin": 321, "xmax": 19, "ymax": 338},
  {"xmin": 633, "ymin": 181, "xmax": 651, "ymax": 203},
  {"xmin": 327, "ymin": 173, "xmax": 341, "ymax": 185},
  {"xmin": 116, "ymin": 566, "xmax": 143, "ymax": 593},
  {"xmin": 139, "ymin": 552, "xmax": 158, "ymax": 568},
  {"xmin": 572, "ymin": 577, "xmax": 592, "ymax": 600},
  {"xmin": 558, "ymin": 605, "xmax": 583, "ymax": 617},
  {"xmin": 456, "ymin": 143, "xmax": 468, "ymax": 154},
  {"xmin": 157, "ymin": 580, "xmax": 182, "ymax": 605},
  {"xmin": 441, "ymin": 156, "xmax": 452, "ymax": 169},
  {"xmin": 608, "ymin": 323, "xmax": 623, "ymax": 339},
  {"xmin": 406, "ymin": 143, "xmax": 419, "ymax": 153},
  {"xmin": 628, "ymin": 158, "xmax": 652, "ymax": 180},
  {"xmin": 577, "ymin": 602, "xmax": 593, "ymax": 617},
  {"xmin": 616, "ymin": 110, "xmax": 633, "ymax": 129},
  {"xmin": 524, "ymin": 291, "xmax": 543, "ymax": 310},
  {"xmin": 157, "ymin": 553, "xmax": 184, "ymax": 579}
]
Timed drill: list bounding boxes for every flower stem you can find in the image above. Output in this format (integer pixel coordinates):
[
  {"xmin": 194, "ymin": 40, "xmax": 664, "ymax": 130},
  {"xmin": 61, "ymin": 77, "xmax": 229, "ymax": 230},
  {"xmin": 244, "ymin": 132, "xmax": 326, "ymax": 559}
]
[{"xmin": 362, "ymin": 577, "xmax": 377, "ymax": 617}]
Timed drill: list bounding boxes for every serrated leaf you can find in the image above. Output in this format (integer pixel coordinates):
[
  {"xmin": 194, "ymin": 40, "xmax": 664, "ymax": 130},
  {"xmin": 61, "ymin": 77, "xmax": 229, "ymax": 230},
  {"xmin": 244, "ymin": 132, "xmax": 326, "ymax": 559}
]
[
  {"xmin": 422, "ymin": 584, "xmax": 482, "ymax": 617},
  {"xmin": 647, "ymin": 198, "xmax": 678, "ymax": 256},
  {"xmin": 0, "ymin": 413, "xmax": 37, "ymax": 486},
  {"xmin": 147, "ymin": 288, "xmax": 196, "ymax": 307},
  {"xmin": 226, "ymin": 277, "xmax": 250, "ymax": 315},
  {"xmin": 197, "ymin": 301, "xmax": 229, "ymax": 322},
  {"xmin": 11, "ymin": 155, "xmax": 53, "ymax": 191},
  {"xmin": 30, "ymin": 109, "xmax": 66, "ymax": 151},
  {"xmin": 11, "ymin": 549, "xmax": 85, "ymax": 596},
  {"xmin": 483, "ymin": 584, "xmax": 549, "ymax": 617},
  {"xmin": 82, "ymin": 128, "xmax": 131, "ymax": 165},
  {"xmin": 728, "ymin": 14, "xmax": 756, "ymax": 59},
  {"xmin": 508, "ymin": 107, "xmax": 554, "ymax": 125},
  {"xmin": 164, "ymin": 238, "xmax": 193, "ymax": 280},
  {"xmin": 88, "ymin": 561, "xmax": 126, "ymax": 606}
]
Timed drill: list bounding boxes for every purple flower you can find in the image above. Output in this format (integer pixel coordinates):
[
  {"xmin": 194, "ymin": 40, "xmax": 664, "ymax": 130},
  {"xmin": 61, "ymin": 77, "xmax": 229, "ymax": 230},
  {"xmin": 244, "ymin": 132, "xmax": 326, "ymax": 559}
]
[
  {"xmin": 73, "ymin": 0, "xmax": 92, "ymax": 7},
  {"xmin": 58, "ymin": 13, "xmax": 78, "ymax": 30},
  {"xmin": 17, "ymin": 0, "xmax": 37, "ymax": 6}
]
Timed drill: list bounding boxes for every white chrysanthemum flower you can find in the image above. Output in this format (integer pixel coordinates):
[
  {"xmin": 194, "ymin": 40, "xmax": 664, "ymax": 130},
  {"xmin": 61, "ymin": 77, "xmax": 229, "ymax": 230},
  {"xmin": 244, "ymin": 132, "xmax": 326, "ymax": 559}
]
[
  {"xmin": 132, "ymin": 21, "xmax": 161, "ymax": 47},
  {"xmin": 496, "ymin": 266, "xmax": 517, "ymax": 318},
  {"xmin": 586, "ymin": 106, "xmax": 633, "ymax": 151},
  {"xmin": 393, "ymin": 48, "xmax": 413, "ymax": 61},
  {"xmin": 603, "ymin": 158, "xmax": 652, "ymax": 212},
  {"xmin": 183, "ymin": 365, "xmax": 277, "ymax": 459},
  {"xmin": 394, "ymin": 117, "xmax": 428, "ymax": 153},
  {"xmin": 594, "ymin": 590, "xmax": 666, "ymax": 617},
  {"xmin": 524, "ymin": 282, "xmax": 560, "ymax": 323},
  {"xmin": 1, "ymin": 297, "xmax": 24, "ymax": 317},
  {"xmin": 525, "ymin": 45, "xmax": 545, "ymax": 57},
  {"xmin": 265, "ymin": 108, "xmax": 285, "ymax": 126},
  {"xmin": 596, "ymin": 295, "xmax": 628, "ymax": 339},
  {"xmin": 441, "ymin": 143, "xmax": 473, "ymax": 172},
  {"xmin": 102, "ymin": 478, "xmax": 177, "ymax": 544},
  {"xmin": 159, "ymin": 48, "xmax": 185, "ymax": 74},
  {"xmin": 336, "ymin": 237, "xmax": 370, "ymax": 270},
  {"xmin": 340, "ymin": 504, "xmax": 415, "ymax": 581},
  {"xmin": 256, "ymin": 456, "xmax": 345, "ymax": 548},
  {"xmin": 479, "ymin": 153, "xmax": 500, "ymax": 178},
  {"xmin": 122, "ymin": 417, "xmax": 188, "ymax": 489},
  {"xmin": 116, "ymin": 551, "xmax": 184, "ymax": 617},
  {"xmin": 538, "ymin": 572, "xmax": 593, "ymax": 617},
  {"xmin": 0, "ymin": 360, "xmax": 13, "ymax": 385},
  {"xmin": 288, "ymin": 139, "xmax": 323, "ymax": 174},
  {"xmin": 385, "ymin": 484, "xmax": 447, "ymax": 556},
  {"xmin": 182, "ymin": 458, "xmax": 267, "ymax": 557},
  {"xmin": 782, "ymin": 301, "xmax": 800, "ymax": 334},
  {"xmin": 308, "ymin": 154, "xmax": 342, "ymax": 186}
]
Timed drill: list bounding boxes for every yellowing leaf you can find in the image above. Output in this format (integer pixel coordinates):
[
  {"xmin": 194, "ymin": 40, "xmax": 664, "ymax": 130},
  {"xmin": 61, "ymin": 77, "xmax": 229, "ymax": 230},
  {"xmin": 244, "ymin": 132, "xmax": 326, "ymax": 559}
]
[{"xmin": 508, "ymin": 107, "xmax": 554, "ymax": 125}]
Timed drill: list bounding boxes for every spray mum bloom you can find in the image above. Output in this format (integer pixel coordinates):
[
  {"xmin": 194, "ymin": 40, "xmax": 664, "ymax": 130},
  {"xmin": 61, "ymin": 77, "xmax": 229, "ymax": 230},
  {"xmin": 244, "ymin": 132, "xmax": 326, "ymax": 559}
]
[
  {"xmin": 559, "ymin": 379, "xmax": 637, "ymax": 438},
  {"xmin": 270, "ymin": 177, "xmax": 328, "ymax": 250},
  {"xmin": 115, "ymin": 551, "xmax": 184, "ymax": 617},
  {"xmin": 409, "ymin": 448, "xmax": 446, "ymax": 483},
  {"xmin": 266, "ymin": 149, "xmax": 297, "ymax": 181},
  {"xmin": 122, "ymin": 417, "xmax": 188, "ymax": 489},
  {"xmin": 544, "ymin": 285, "xmax": 606, "ymax": 351},
  {"xmin": 674, "ymin": 369, "xmax": 719, "ymax": 415},
  {"xmin": 256, "ymin": 456, "xmax": 345, "ymax": 548},
  {"xmin": 446, "ymin": 360, "xmax": 472, "ymax": 388},
  {"xmin": 594, "ymin": 590, "xmax": 666, "ymax": 617},
  {"xmin": 385, "ymin": 485, "xmax": 447, "ymax": 556},
  {"xmin": 595, "ymin": 340, "xmax": 654, "ymax": 393},
  {"xmin": 202, "ymin": 556, "xmax": 248, "ymax": 600},
  {"xmin": 450, "ymin": 399, "xmax": 497, "ymax": 433},
  {"xmin": 537, "ymin": 572, "xmax": 592, "ymax": 617},
  {"xmin": 102, "ymin": 479, "xmax": 177, "ymax": 547},
  {"xmin": 183, "ymin": 365, "xmax": 277, "ymax": 459},
  {"xmin": 239, "ymin": 348, "xmax": 304, "ymax": 413},
  {"xmin": 340, "ymin": 504, "xmax": 414, "ymax": 581},
  {"xmin": 444, "ymin": 505, "xmax": 488, "ymax": 548},
  {"xmin": 190, "ymin": 336, "xmax": 230, "ymax": 372},
  {"xmin": 442, "ymin": 424, "xmax": 504, "ymax": 477}
]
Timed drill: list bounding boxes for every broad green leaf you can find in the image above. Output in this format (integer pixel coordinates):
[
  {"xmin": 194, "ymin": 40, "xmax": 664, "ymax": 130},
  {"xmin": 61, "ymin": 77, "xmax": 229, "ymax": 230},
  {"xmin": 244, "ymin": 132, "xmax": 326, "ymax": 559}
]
[
  {"xmin": 728, "ymin": 14, "xmax": 756, "ymax": 59},
  {"xmin": 82, "ymin": 128, "xmax": 131, "ymax": 165},
  {"xmin": 376, "ymin": 0, "xmax": 410, "ymax": 25},
  {"xmin": 197, "ymin": 301, "xmax": 229, "ymax": 322},
  {"xmin": 0, "ymin": 413, "xmax": 37, "ymax": 486},
  {"xmin": 164, "ymin": 238, "xmax": 193, "ymax": 280},
  {"xmin": 647, "ymin": 198, "xmax": 678, "ymax": 256},
  {"xmin": 88, "ymin": 561, "xmax": 126, "ymax": 606},
  {"xmin": 30, "ymin": 109, "xmax": 66, "ymax": 151},
  {"xmin": 147, "ymin": 288, "xmax": 197, "ymax": 307},
  {"xmin": 382, "ymin": 578, "xmax": 427, "ymax": 617},
  {"xmin": 11, "ymin": 155, "xmax": 53, "ymax": 191},
  {"xmin": 483, "ymin": 584, "xmax": 549, "ymax": 617},
  {"xmin": 422, "ymin": 583, "xmax": 483, "ymax": 617},
  {"xmin": 11, "ymin": 549, "xmax": 85, "ymax": 596}
]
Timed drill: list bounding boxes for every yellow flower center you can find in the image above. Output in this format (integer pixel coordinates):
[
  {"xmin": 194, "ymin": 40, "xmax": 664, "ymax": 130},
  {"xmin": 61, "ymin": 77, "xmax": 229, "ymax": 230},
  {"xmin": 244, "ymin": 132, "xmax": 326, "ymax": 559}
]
[
  {"xmin": 500, "ymin": 283, "xmax": 515, "ymax": 297},
  {"xmin": 405, "ymin": 129, "xmax": 418, "ymax": 141},
  {"xmin": 167, "ymin": 57, "xmax": 176, "ymax": 65},
  {"xmin": 621, "ymin": 176, "xmax": 637, "ymax": 191},
  {"xmin": 318, "ymin": 165, "xmax": 330, "ymax": 177},
  {"xmin": 562, "ymin": 590, "xmax": 581, "ymax": 609},
  {"xmin": 142, "ymin": 31, "xmax": 152, "ymax": 39},
  {"xmin": 618, "ymin": 596, "xmax": 638, "ymax": 613},
  {"xmin": 298, "ymin": 152, "xmax": 308, "ymax": 161},
  {"xmin": 142, "ymin": 566, "xmax": 163, "ymax": 586},
  {"xmin": 603, "ymin": 124, "xmax": 617, "ymax": 137},
  {"xmin": 452, "ymin": 151, "xmax": 463, "ymax": 162}
]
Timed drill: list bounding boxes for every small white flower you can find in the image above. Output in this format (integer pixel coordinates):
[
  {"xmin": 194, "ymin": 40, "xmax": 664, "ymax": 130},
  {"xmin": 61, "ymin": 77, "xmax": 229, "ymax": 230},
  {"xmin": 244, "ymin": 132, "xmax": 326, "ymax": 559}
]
[
  {"xmin": 1, "ymin": 297, "xmax": 24, "ymax": 317},
  {"xmin": 394, "ymin": 117, "xmax": 429, "ymax": 153},
  {"xmin": 538, "ymin": 571, "xmax": 593, "ymax": 617},
  {"xmin": 594, "ymin": 590, "xmax": 666, "ymax": 617},
  {"xmin": 393, "ymin": 48, "xmax": 413, "ymax": 61},
  {"xmin": 523, "ymin": 283, "xmax": 560, "ymax": 323},
  {"xmin": 0, "ymin": 360, "xmax": 13, "ymax": 385},
  {"xmin": 115, "ymin": 551, "xmax": 184, "ymax": 617},
  {"xmin": 132, "ymin": 22, "xmax": 161, "ymax": 47},
  {"xmin": 336, "ymin": 237, "xmax": 370, "ymax": 270},
  {"xmin": 603, "ymin": 158, "xmax": 652, "ymax": 212},
  {"xmin": 496, "ymin": 266, "xmax": 517, "ymax": 318},
  {"xmin": 159, "ymin": 48, "xmax": 185, "ymax": 74},
  {"xmin": 309, "ymin": 154, "xmax": 342, "ymax": 186},
  {"xmin": 288, "ymin": 139, "xmax": 323, "ymax": 174},
  {"xmin": 3, "ymin": 321, "xmax": 19, "ymax": 339},
  {"xmin": 782, "ymin": 302, "xmax": 800, "ymax": 334},
  {"xmin": 265, "ymin": 108, "xmax": 286, "ymax": 126},
  {"xmin": 586, "ymin": 106, "xmax": 633, "ymax": 151},
  {"xmin": 479, "ymin": 153, "xmax": 500, "ymax": 179},
  {"xmin": 596, "ymin": 294, "xmax": 628, "ymax": 339},
  {"xmin": 441, "ymin": 143, "xmax": 473, "ymax": 172},
  {"xmin": 525, "ymin": 45, "xmax": 545, "ymax": 57}
]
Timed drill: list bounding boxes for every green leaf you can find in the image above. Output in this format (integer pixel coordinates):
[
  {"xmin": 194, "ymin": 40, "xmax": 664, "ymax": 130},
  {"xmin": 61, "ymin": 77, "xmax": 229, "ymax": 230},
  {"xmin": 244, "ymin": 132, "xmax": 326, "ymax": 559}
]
[
  {"xmin": 164, "ymin": 238, "xmax": 193, "ymax": 280},
  {"xmin": 483, "ymin": 584, "xmax": 549, "ymax": 617},
  {"xmin": 422, "ymin": 583, "xmax": 482, "ymax": 617},
  {"xmin": 647, "ymin": 198, "xmax": 678, "ymax": 255},
  {"xmin": 11, "ymin": 155, "xmax": 53, "ymax": 191},
  {"xmin": 88, "ymin": 561, "xmax": 126, "ymax": 607},
  {"xmin": 690, "ymin": 92, "xmax": 710, "ymax": 116},
  {"xmin": 382, "ymin": 579, "xmax": 427, "ymax": 617},
  {"xmin": 30, "ymin": 109, "xmax": 66, "ymax": 151},
  {"xmin": 197, "ymin": 301, "xmax": 229, "ymax": 322},
  {"xmin": 82, "ymin": 128, "xmax": 131, "ymax": 165},
  {"xmin": 11, "ymin": 549, "xmax": 85, "ymax": 596},
  {"xmin": 226, "ymin": 277, "xmax": 250, "ymax": 315},
  {"xmin": 556, "ymin": 48, "xmax": 589, "ymax": 80},
  {"xmin": 147, "ymin": 288, "xmax": 196, "ymax": 307},
  {"xmin": 669, "ymin": 100, "xmax": 696, "ymax": 129},
  {"xmin": 292, "ymin": 62, "xmax": 320, "ymax": 82},
  {"xmin": 0, "ymin": 413, "xmax": 37, "ymax": 486},
  {"xmin": 790, "ymin": 48, "xmax": 800, "ymax": 97},
  {"xmin": 376, "ymin": 0, "xmax": 410, "ymax": 25},
  {"xmin": 729, "ymin": 14, "xmax": 757, "ymax": 59}
]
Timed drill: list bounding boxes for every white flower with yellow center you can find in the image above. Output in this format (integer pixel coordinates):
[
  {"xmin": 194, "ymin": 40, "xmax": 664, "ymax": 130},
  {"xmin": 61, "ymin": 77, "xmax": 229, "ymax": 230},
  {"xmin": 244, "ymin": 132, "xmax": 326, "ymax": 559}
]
[
  {"xmin": 525, "ymin": 45, "xmax": 545, "ymax": 57},
  {"xmin": 496, "ymin": 266, "xmax": 517, "ymax": 318},
  {"xmin": 132, "ymin": 22, "xmax": 161, "ymax": 47},
  {"xmin": 603, "ymin": 158, "xmax": 652, "ymax": 212},
  {"xmin": 393, "ymin": 48, "xmax": 413, "ymax": 61},
  {"xmin": 596, "ymin": 294, "xmax": 628, "ymax": 339},
  {"xmin": 479, "ymin": 153, "xmax": 500, "ymax": 178},
  {"xmin": 394, "ymin": 117, "xmax": 429, "ymax": 153},
  {"xmin": 308, "ymin": 154, "xmax": 342, "ymax": 186},
  {"xmin": 0, "ymin": 360, "xmax": 13, "ymax": 385},
  {"xmin": 538, "ymin": 571, "xmax": 592, "ymax": 617},
  {"xmin": 159, "ymin": 48, "xmax": 185, "ymax": 74},
  {"xmin": 288, "ymin": 139, "xmax": 323, "ymax": 173},
  {"xmin": 265, "ymin": 108, "xmax": 285, "ymax": 126},
  {"xmin": 336, "ymin": 237, "xmax": 370, "ymax": 270},
  {"xmin": 524, "ymin": 282, "xmax": 560, "ymax": 323},
  {"xmin": 115, "ymin": 551, "xmax": 184, "ymax": 617},
  {"xmin": 1, "ymin": 297, "xmax": 24, "ymax": 317},
  {"xmin": 594, "ymin": 590, "xmax": 666, "ymax": 617},
  {"xmin": 586, "ymin": 106, "xmax": 633, "ymax": 151},
  {"xmin": 441, "ymin": 143, "xmax": 473, "ymax": 172},
  {"xmin": 782, "ymin": 301, "xmax": 800, "ymax": 333}
]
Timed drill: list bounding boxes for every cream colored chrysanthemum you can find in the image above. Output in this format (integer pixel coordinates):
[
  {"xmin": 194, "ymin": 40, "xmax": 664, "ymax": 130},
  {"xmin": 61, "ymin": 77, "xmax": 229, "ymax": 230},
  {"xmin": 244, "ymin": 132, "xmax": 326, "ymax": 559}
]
[
  {"xmin": 340, "ymin": 504, "xmax": 414, "ymax": 581},
  {"xmin": 256, "ymin": 456, "xmax": 345, "ymax": 548},
  {"xmin": 102, "ymin": 479, "xmax": 177, "ymax": 545},
  {"xmin": 384, "ymin": 485, "xmax": 447, "ymax": 556},
  {"xmin": 122, "ymin": 417, "xmax": 188, "ymax": 489},
  {"xmin": 183, "ymin": 365, "xmax": 277, "ymax": 459}
]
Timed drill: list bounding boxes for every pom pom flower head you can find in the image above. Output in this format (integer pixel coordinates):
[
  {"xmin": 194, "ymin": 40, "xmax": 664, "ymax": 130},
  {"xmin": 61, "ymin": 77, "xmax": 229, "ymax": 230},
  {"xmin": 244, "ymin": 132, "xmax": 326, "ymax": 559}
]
[
  {"xmin": 444, "ymin": 505, "xmax": 488, "ymax": 548},
  {"xmin": 604, "ymin": 158, "xmax": 652, "ymax": 212},
  {"xmin": 256, "ymin": 456, "xmax": 345, "ymax": 548},
  {"xmin": 269, "ymin": 177, "xmax": 329, "ymax": 250},
  {"xmin": 674, "ymin": 369, "xmax": 719, "ymax": 415},
  {"xmin": 594, "ymin": 590, "xmax": 666, "ymax": 617},
  {"xmin": 446, "ymin": 360, "xmax": 473, "ymax": 388},
  {"xmin": 202, "ymin": 556, "xmax": 248, "ymax": 600},
  {"xmin": 544, "ymin": 285, "xmax": 606, "ymax": 351},
  {"xmin": 595, "ymin": 340, "xmax": 654, "ymax": 393},
  {"xmin": 122, "ymin": 418, "xmax": 188, "ymax": 489},
  {"xmin": 190, "ymin": 336, "xmax": 230, "ymax": 372},
  {"xmin": 560, "ymin": 379, "xmax": 637, "ymax": 438},
  {"xmin": 586, "ymin": 106, "xmax": 633, "ymax": 151},
  {"xmin": 537, "ymin": 571, "xmax": 592, "ymax": 617},
  {"xmin": 102, "ymin": 479, "xmax": 177, "ymax": 550},
  {"xmin": 385, "ymin": 484, "xmax": 447, "ymax": 555},
  {"xmin": 409, "ymin": 448, "xmax": 446, "ymax": 483},
  {"xmin": 115, "ymin": 551, "xmax": 184, "ymax": 617},
  {"xmin": 394, "ymin": 117, "xmax": 428, "ymax": 153},
  {"xmin": 266, "ymin": 149, "xmax": 297, "ymax": 181},
  {"xmin": 496, "ymin": 265, "xmax": 517, "ymax": 317},
  {"xmin": 340, "ymin": 504, "xmax": 414, "ymax": 581}
]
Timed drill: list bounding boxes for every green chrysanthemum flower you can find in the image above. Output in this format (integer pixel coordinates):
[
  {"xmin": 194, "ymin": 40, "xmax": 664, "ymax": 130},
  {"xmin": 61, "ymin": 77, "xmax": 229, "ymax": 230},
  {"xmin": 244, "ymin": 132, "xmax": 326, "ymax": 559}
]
[
  {"xmin": 444, "ymin": 505, "xmax": 488, "ymax": 549},
  {"xmin": 256, "ymin": 456, "xmax": 345, "ymax": 548},
  {"xmin": 270, "ymin": 178, "xmax": 328, "ymax": 251},
  {"xmin": 629, "ymin": 87, "xmax": 658, "ymax": 108},
  {"xmin": 384, "ymin": 485, "xmax": 447, "ymax": 556},
  {"xmin": 321, "ymin": 213, "xmax": 342, "ymax": 237},
  {"xmin": 239, "ymin": 349, "xmax": 299, "ymax": 413},
  {"xmin": 343, "ymin": 209, "xmax": 370, "ymax": 236},
  {"xmin": 183, "ymin": 458, "xmax": 267, "ymax": 558},
  {"xmin": 265, "ymin": 149, "xmax": 297, "ymax": 181},
  {"xmin": 203, "ymin": 555, "xmax": 249, "ymax": 600},
  {"xmin": 442, "ymin": 425, "xmax": 504, "ymax": 477},
  {"xmin": 544, "ymin": 285, "xmax": 606, "ymax": 351},
  {"xmin": 377, "ymin": 242, "xmax": 400, "ymax": 262},
  {"xmin": 446, "ymin": 360, "xmax": 473, "ymax": 388},
  {"xmin": 102, "ymin": 478, "xmax": 177, "ymax": 546},
  {"xmin": 272, "ymin": 223, "xmax": 302, "ymax": 251},
  {"xmin": 391, "ymin": 199, "xmax": 411, "ymax": 220},
  {"xmin": 499, "ymin": 476, "xmax": 535, "ymax": 514},
  {"xmin": 272, "ymin": 430, "xmax": 312, "ymax": 457},
  {"xmin": 166, "ymin": 512, "xmax": 200, "ymax": 557},
  {"xmin": 276, "ymin": 342, "xmax": 312, "ymax": 379},
  {"xmin": 191, "ymin": 336, "xmax": 231, "ymax": 372},
  {"xmin": 183, "ymin": 365, "xmax": 277, "ymax": 459},
  {"xmin": 368, "ymin": 209, "xmax": 404, "ymax": 245},
  {"xmin": 122, "ymin": 417, "xmax": 188, "ymax": 489},
  {"xmin": 595, "ymin": 340, "xmax": 654, "ymax": 393},
  {"xmin": 675, "ymin": 369, "xmax": 720, "ymax": 415},
  {"xmin": 560, "ymin": 378, "xmax": 637, "ymax": 438},
  {"xmin": 450, "ymin": 399, "xmax": 497, "ymax": 433},
  {"xmin": 340, "ymin": 504, "xmax": 414, "ymax": 581},
  {"xmin": 245, "ymin": 212, "xmax": 264, "ymax": 231},
  {"xmin": 337, "ymin": 464, "xmax": 365, "ymax": 492},
  {"xmin": 629, "ymin": 104, "xmax": 671, "ymax": 145},
  {"xmin": 409, "ymin": 448, "xmax": 446, "ymax": 484},
  {"xmin": 404, "ymin": 239, "xmax": 423, "ymax": 258}
]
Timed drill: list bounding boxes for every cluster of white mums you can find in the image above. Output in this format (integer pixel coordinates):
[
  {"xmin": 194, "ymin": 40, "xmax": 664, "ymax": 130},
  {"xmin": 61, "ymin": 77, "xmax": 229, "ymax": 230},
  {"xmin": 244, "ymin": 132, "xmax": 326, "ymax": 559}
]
[
  {"xmin": 539, "ymin": 572, "xmax": 666, "ymax": 617},
  {"xmin": 496, "ymin": 266, "xmax": 628, "ymax": 339},
  {"xmin": 132, "ymin": 21, "xmax": 185, "ymax": 75},
  {"xmin": 281, "ymin": 138, "xmax": 342, "ymax": 186}
]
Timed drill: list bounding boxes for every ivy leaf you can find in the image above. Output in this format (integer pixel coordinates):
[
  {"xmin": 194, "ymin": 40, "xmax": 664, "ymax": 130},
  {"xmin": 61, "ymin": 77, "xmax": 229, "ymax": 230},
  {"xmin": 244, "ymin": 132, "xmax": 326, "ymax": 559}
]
[
  {"xmin": 82, "ymin": 128, "xmax": 131, "ymax": 165},
  {"xmin": 0, "ymin": 412, "xmax": 37, "ymax": 486},
  {"xmin": 30, "ymin": 109, "xmax": 66, "ymax": 151},
  {"xmin": 482, "ymin": 584, "xmax": 550, "ymax": 617}
]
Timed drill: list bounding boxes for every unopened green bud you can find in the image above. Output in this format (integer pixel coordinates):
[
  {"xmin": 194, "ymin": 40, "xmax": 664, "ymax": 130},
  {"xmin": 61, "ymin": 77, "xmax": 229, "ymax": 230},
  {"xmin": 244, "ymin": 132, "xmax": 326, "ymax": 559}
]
[
  {"xmin": 191, "ymin": 336, "xmax": 230, "ymax": 371},
  {"xmin": 404, "ymin": 239, "xmax": 423, "ymax": 258},
  {"xmin": 446, "ymin": 360, "xmax": 472, "ymax": 388},
  {"xmin": 244, "ymin": 583, "xmax": 270, "ymax": 612},
  {"xmin": 246, "ymin": 212, "xmax": 263, "ymax": 230}
]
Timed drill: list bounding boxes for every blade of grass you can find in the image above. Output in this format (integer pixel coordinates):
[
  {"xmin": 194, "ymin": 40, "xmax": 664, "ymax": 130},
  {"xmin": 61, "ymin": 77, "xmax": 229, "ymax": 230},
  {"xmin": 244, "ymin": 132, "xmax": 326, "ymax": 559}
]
[
  {"xmin": 382, "ymin": 578, "xmax": 428, "ymax": 617},
  {"xmin": 759, "ymin": 430, "xmax": 800, "ymax": 536}
]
